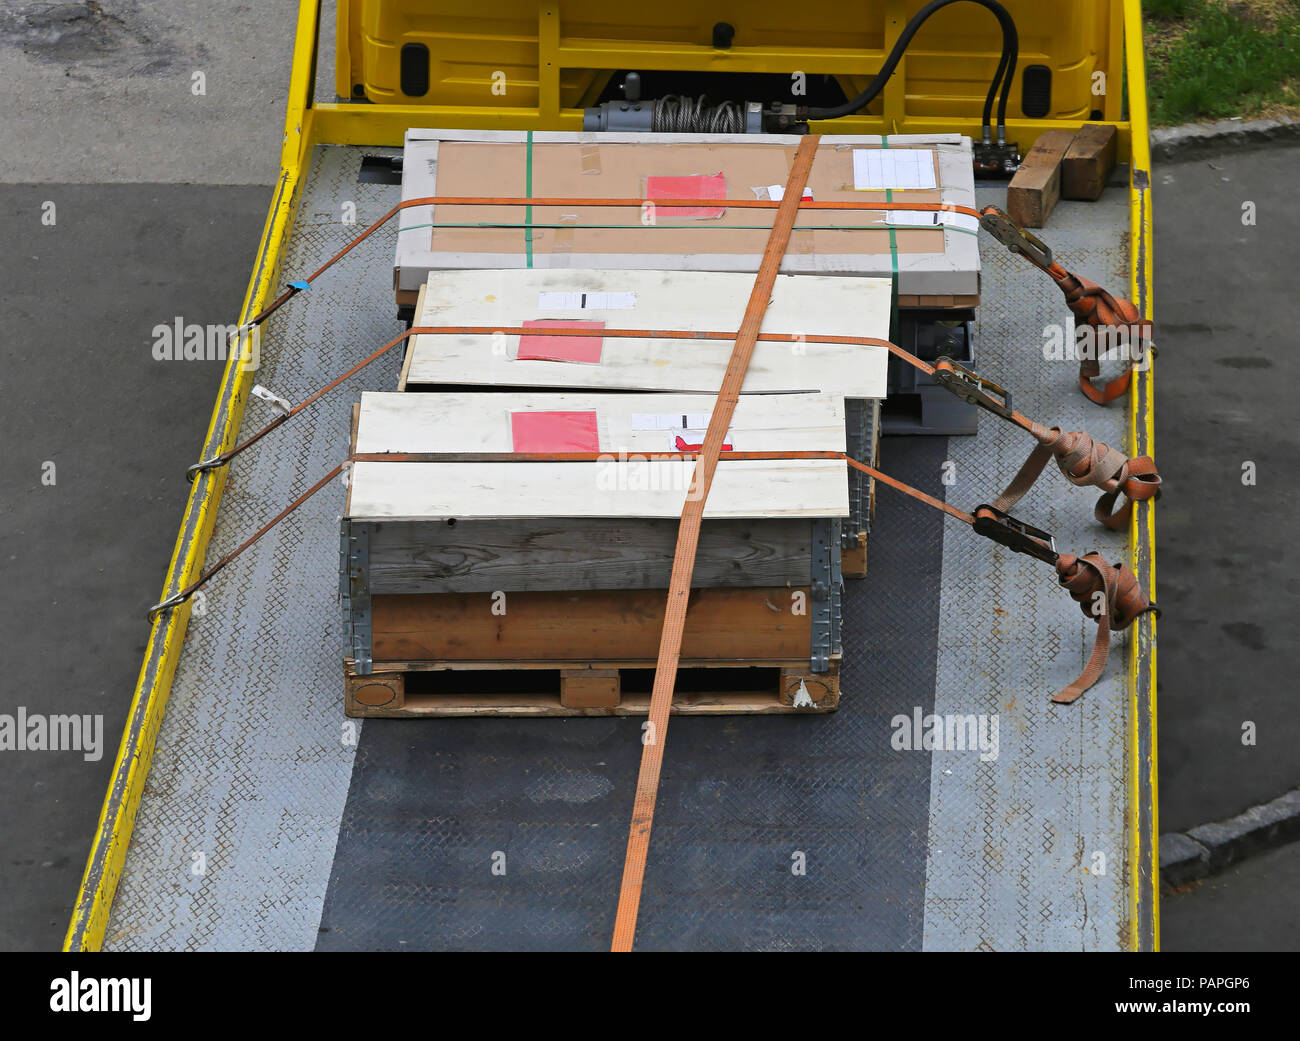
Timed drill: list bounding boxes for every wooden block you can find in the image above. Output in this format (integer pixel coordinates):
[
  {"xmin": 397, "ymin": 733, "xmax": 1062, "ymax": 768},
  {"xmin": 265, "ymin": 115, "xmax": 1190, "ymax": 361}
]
[
  {"xmin": 842, "ymin": 530, "xmax": 867, "ymax": 580},
  {"xmin": 561, "ymin": 668, "xmax": 620, "ymax": 708},
  {"xmin": 345, "ymin": 670, "xmax": 405, "ymax": 716},
  {"xmin": 1061, "ymin": 124, "xmax": 1118, "ymax": 202},
  {"xmin": 780, "ymin": 663, "xmax": 840, "ymax": 710},
  {"xmin": 1006, "ymin": 129, "xmax": 1077, "ymax": 228}
]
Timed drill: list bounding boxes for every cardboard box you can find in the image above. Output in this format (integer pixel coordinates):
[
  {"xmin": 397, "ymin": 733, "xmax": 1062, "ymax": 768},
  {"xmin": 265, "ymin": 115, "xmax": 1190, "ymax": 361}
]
[{"xmin": 395, "ymin": 129, "xmax": 980, "ymax": 310}]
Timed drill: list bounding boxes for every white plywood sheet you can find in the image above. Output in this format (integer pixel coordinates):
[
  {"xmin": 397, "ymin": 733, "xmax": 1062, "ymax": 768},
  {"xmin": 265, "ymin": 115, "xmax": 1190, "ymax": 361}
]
[
  {"xmin": 354, "ymin": 391, "xmax": 847, "ymax": 455},
  {"xmin": 347, "ymin": 459, "xmax": 849, "ymax": 522},
  {"xmin": 405, "ymin": 268, "xmax": 890, "ymax": 396}
]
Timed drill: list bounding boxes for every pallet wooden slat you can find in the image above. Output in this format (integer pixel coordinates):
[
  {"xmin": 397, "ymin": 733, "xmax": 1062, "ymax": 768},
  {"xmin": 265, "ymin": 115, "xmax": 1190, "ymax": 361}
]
[{"xmin": 344, "ymin": 658, "xmax": 841, "ymax": 717}]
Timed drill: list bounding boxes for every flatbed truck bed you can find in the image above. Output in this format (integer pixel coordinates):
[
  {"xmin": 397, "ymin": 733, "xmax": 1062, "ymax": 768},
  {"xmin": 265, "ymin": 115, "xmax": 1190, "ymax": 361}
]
[{"xmin": 65, "ymin": 0, "xmax": 1158, "ymax": 951}]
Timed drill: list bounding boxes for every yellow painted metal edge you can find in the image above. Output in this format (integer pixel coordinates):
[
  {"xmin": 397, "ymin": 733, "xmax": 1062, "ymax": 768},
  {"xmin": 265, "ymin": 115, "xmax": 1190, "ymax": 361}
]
[
  {"xmin": 1122, "ymin": 0, "xmax": 1159, "ymax": 953},
  {"xmin": 62, "ymin": 0, "xmax": 323, "ymax": 953},
  {"xmin": 311, "ymin": 100, "xmax": 1135, "ymax": 145}
]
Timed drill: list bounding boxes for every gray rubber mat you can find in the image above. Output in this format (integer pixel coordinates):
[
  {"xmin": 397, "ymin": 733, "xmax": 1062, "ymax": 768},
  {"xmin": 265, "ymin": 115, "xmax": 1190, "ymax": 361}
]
[{"xmin": 317, "ymin": 439, "xmax": 947, "ymax": 951}]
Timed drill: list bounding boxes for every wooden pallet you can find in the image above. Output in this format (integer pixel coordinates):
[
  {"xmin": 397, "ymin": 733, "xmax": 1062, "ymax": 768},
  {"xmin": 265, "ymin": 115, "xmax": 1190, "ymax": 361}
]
[{"xmin": 345, "ymin": 655, "xmax": 840, "ymax": 718}]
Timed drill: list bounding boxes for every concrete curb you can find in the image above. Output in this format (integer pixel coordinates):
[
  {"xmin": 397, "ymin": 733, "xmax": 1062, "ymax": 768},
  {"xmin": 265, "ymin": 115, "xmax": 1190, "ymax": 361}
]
[
  {"xmin": 1160, "ymin": 787, "xmax": 1300, "ymax": 887},
  {"xmin": 1151, "ymin": 117, "xmax": 1300, "ymax": 162}
]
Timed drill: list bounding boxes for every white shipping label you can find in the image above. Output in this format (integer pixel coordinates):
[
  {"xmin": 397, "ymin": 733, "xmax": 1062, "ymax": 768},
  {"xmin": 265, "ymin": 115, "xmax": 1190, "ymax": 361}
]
[
  {"xmin": 853, "ymin": 149, "xmax": 937, "ymax": 190},
  {"xmin": 767, "ymin": 185, "xmax": 814, "ymax": 202},
  {"xmin": 537, "ymin": 291, "xmax": 637, "ymax": 310},
  {"xmin": 631, "ymin": 412, "xmax": 714, "ymax": 430},
  {"xmin": 883, "ymin": 209, "xmax": 979, "ymax": 232}
]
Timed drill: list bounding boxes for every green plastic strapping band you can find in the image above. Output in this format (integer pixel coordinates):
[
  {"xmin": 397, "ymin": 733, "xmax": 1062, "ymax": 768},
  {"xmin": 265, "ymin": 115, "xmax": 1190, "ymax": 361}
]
[
  {"xmin": 524, "ymin": 130, "xmax": 534, "ymax": 268},
  {"xmin": 882, "ymin": 134, "xmax": 900, "ymax": 341},
  {"xmin": 397, "ymin": 221, "xmax": 976, "ymax": 236}
]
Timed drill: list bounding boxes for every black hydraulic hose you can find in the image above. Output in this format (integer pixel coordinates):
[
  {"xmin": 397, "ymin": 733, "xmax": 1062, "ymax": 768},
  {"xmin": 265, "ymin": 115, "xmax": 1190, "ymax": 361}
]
[{"xmin": 806, "ymin": 0, "xmax": 1018, "ymax": 142}]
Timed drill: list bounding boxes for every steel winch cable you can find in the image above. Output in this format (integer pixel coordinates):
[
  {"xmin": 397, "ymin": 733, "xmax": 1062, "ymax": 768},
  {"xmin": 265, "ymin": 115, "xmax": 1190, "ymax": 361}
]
[{"xmin": 651, "ymin": 95, "xmax": 747, "ymax": 134}]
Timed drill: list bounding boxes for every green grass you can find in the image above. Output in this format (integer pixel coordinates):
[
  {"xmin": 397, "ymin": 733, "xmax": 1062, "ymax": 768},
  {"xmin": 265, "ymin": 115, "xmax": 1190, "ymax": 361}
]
[
  {"xmin": 1146, "ymin": 1, "xmax": 1300, "ymax": 125},
  {"xmin": 1145, "ymin": 0, "xmax": 1199, "ymax": 17}
]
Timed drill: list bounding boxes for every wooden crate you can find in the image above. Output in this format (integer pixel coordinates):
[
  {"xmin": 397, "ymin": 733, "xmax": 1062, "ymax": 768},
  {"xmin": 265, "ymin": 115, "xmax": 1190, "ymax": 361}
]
[
  {"xmin": 348, "ymin": 388, "xmax": 856, "ymax": 586},
  {"xmin": 393, "ymin": 267, "xmax": 888, "ymax": 562}
]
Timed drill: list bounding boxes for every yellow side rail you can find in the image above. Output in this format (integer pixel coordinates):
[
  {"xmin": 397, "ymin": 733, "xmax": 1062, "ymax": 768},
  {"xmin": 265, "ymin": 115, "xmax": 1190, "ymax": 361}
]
[
  {"xmin": 62, "ymin": 0, "xmax": 325, "ymax": 954},
  {"xmin": 66, "ymin": 0, "xmax": 1157, "ymax": 951}
]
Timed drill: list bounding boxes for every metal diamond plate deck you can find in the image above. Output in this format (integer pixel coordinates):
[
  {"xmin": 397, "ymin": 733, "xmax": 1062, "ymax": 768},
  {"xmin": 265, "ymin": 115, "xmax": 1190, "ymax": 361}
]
[
  {"xmin": 103, "ymin": 146, "xmax": 1138, "ymax": 951},
  {"xmin": 919, "ymin": 187, "xmax": 1133, "ymax": 951},
  {"xmin": 104, "ymin": 146, "xmax": 403, "ymax": 950}
]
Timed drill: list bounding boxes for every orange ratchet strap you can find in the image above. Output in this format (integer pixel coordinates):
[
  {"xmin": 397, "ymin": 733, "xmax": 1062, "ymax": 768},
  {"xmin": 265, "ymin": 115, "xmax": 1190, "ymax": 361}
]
[
  {"xmin": 156, "ymin": 441, "xmax": 1157, "ymax": 711},
  {"xmin": 979, "ymin": 205, "xmax": 1154, "ymax": 406},
  {"xmin": 608, "ymin": 134, "xmax": 819, "ymax": 952},
  {"xmin": 232, "ymin": 193, "xmax": 982, "ymax": 337},
  {"xmin": 187, "ymin": 323, "xmax": 1160, "ymax": 531},
  {"xmin": 929, "ymin": 358, "xmax": 1161, "ymax": 530}
]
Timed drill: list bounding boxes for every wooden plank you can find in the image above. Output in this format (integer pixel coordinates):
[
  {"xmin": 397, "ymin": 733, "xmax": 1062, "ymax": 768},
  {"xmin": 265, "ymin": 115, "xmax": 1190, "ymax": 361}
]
[
  {"xmin": 1061, "ymin": 124, "xmax": 1118, "ymax": 202},
  {"xmin": 405, "ymin": 334, "xmax": 887, "ymax": 396},
  {"xmin": 1005, "ymin": 129, "xmax": 1076, "ymax": 228},
  {"xmin": 365, "ymin": 517, "xmax": 812, "ymax": 593},
  {"xmin": 419, "ymin": 268, "xmax": 892, "ymax": 339},
  {"xmin": 353, "ymin": 656, "xmax": 824, "ymax": 671},
  {"xmin": 354, "ymin": 691, "xmax": 834, "ymax": 718},
  {"xmin": 346, "ymin": 458, "xmax": 849, "ymax": 521},
  {"xmin": 406, "ymin": 268, "xmax": 890, "ymax": 397},
  {"xmin": 355, "ymin": 391, "xmax": 847, "ymax": 455},
  {"xmin": 396, "ymin": 282, "xmax": 428, "ymax": 390},
  {"xmin": 370, "ymin": 587, "xmax": 812, "ymax": 662}
]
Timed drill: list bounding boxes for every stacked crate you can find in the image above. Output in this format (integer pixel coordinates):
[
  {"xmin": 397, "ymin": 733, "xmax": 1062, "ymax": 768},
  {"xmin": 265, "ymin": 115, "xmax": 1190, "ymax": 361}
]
[
  {"xmin": 343, "ymin": 268, "xmax": 890, "ymax": 716},
  {"xmin": 392, "ymin": 127, "xmax": 982, "ymax": 436}
]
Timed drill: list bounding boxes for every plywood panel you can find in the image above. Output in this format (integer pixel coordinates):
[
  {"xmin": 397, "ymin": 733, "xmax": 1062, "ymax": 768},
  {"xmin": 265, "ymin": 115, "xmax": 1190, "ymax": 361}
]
[
  {"xmin": 354, "ymin": 390, "xmax": 847, "ymax": 455},
  {"xmin": 346, "ymin": 458, "xmax": 849, "ymax": 521},
  {"xmin": 404, "ymin": 268, "xmax": 889, "ymax": 396}
]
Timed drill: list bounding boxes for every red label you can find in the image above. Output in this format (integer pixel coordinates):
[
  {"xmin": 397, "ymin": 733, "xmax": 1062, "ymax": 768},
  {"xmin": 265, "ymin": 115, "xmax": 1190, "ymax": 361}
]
[
  {"xmin": 511, "ymin": 411, "xmax": 601, "ymax": 453},
  {"xmin": 646, "ymin": 173, "xmax": 727, "ymax": 218},
  {"xmin": 517, "ymin": 319, "xmax": 606, "ymax": 363},
  {"xmin": 675, "ymin": 435, "xmax": 732, "ymax": 452}
]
